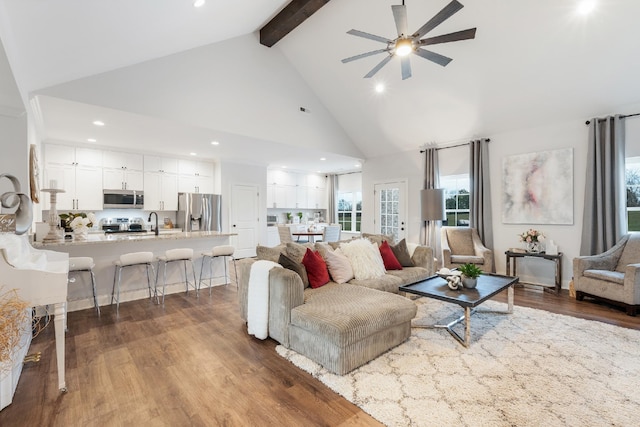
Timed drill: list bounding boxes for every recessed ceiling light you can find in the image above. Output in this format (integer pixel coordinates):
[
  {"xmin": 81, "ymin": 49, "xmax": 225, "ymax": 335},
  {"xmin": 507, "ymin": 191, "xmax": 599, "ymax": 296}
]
[
  {"xmin": 87, "ymin": 138, "xmax": 96, "ymax": 142},
  {"xmin": 282, "ymin": 166, "xmax": 287, "ymax": 169},
  {"xmin": 211, "ymin": 141, "xmax": 220, "ymax": 145},
  {"xmin": 93, "ymin": 120, "xmax": 105, "ymax": 126},
  {"xmin": 320, "ymin": 157, "xmax": 326, "ymax": 161},
  {"xmin": 577, "ymin": 0, "xmax": 596, "ymax": 15},
  {"xmin": 355, "ymin": 164, "xmax": 361, "ymax": 168},
  {"xmin": 193, "ymin": 0, "xmax": 205, "ymax": 7},
  {"xmin": 375, "ymin": 83, "xmax": 385, "ymax": 93},
  {"xmin": 190, "ymin": 152, "xmax": 197, "ymax": 156}
]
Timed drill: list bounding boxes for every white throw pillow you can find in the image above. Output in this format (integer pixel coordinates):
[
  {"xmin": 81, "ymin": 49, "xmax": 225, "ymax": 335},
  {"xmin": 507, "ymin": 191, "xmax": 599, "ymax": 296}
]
[
  {"xmin": 340, "ymin": 238, "xmax": 386, "ymax": 280},
  {"xmin": 324, "ymin": 249, "xmax": 354, "ymax": 284}
]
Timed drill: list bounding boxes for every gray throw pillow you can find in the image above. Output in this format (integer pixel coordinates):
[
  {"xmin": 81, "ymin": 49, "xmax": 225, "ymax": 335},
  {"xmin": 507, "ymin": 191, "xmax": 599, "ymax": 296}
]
[
  {"xmin": 256, "ymin": 244, "xmax": 285, "ymax": 262},
  {"xmin": 278, "ymin": 252, "xmax": 310, "ymax": 288},
  {"xmin": 391, "ymin": 239, "xmax": 414, "ymax": 267},
  {"xmin": 285, "ymin": 242, "xmax": 314, "ymax": 263}
]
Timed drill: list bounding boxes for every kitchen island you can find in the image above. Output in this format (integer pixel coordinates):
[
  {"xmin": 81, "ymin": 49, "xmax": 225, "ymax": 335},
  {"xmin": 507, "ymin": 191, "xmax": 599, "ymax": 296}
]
[{"xmin": 34, "ymin": 231, "xmax": 237, "ymax": 312}]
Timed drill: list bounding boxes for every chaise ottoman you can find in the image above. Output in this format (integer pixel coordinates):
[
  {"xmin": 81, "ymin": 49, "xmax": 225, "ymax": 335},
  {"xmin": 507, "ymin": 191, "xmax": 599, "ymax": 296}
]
[{"xmin": 288, "ymin": 283, "xmax": 417, "ymax": 375}]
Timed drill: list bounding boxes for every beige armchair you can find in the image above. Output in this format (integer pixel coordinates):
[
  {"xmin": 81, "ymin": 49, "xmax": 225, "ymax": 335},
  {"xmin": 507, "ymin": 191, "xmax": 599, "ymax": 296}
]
[
  {"xmin": 573, "ymin": 234, "xmax": 640, "ymax": 316},
  {"xmin": 441, "ymin": 227, "xmax": 494, "ymax": 273}
]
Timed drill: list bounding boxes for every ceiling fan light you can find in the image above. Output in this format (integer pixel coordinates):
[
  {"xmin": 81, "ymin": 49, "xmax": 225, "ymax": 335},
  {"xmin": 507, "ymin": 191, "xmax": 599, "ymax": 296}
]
[{"xmin": 395, "ymin": 39, "xmax": 413, "ymax": 57}]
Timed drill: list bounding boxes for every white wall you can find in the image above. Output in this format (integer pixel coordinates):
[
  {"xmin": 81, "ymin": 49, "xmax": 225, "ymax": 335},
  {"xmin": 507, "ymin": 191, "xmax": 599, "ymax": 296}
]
[
  {"xmin": 361, "ymin": 112, "xmax": 640, "ymax": 289},
  {"xmin": 361, "ymin": 151, "xmax": 424, "ymax": 244}
]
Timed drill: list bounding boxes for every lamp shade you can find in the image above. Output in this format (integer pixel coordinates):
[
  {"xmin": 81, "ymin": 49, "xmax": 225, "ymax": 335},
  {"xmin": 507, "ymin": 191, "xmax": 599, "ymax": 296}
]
[{"xmin": 420, "ymin": 189, "xmax": 445, "ymax": 221}]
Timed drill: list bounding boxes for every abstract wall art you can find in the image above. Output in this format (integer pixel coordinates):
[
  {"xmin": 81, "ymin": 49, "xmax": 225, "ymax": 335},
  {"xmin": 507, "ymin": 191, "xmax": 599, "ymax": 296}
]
[{"xmin": 502, "ymin": 148, "xmax": 573, "ymax": 224}]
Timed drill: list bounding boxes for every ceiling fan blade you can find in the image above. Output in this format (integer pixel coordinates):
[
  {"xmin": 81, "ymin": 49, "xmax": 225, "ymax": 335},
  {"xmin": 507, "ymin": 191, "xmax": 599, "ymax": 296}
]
[
  {"xmin": 414, "ymin": 48, "xmax": 453, "ymax": 67},
  {"xmin": 419, "ymin": 28, "xmax": 476, "ymax": 46},
  {"xmin": 341, "ymin": 49, "xmax": 390, "ymax": 63},
  {"xmin": 346, "ymin": 29, "xmax": 392, "ymax": 44},
  {"xmin": 364, "ymin": 55, "xmax": 393, "ymax": 78},
  {"xmin": 401, "ymin": 56, "xmax": 412, "ymax": 80},
  {"xmin": 391, "ymin": 4, "xmax": 408, "ymax": 37},
  {"xmin": 413, "ymin": 0, "xmax": 464, "ymax": 39}
]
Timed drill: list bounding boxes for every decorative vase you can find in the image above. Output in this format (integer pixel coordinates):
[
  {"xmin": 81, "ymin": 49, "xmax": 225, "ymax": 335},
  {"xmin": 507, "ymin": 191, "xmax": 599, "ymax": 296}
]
[
  {"xmin": 461, "ymin": 275, "xmax": 478, "ymax": 289},
  {"xmin": 73, "ymin": 229, "xmax": 88, "ymax": 241},
  {"xmin": 526, "ymin": 241, "xmax": 541, "ymax": 253}
]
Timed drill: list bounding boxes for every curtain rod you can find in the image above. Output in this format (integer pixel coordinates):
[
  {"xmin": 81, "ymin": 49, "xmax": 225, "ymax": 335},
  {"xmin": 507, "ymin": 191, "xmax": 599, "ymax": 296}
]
[
  {"xmin": 419, "ymin": 138, "xmax": 491, "ymax": 153},
  {"xmin": 585, "ymin": 113, "xmax": 640, "ymax": 125}
]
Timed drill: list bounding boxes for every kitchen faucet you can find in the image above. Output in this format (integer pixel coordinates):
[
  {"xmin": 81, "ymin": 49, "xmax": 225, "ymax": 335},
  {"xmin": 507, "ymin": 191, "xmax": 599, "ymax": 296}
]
[{"xmin": 148, "ymin": 212, "xmax": 159, "ymax": 236}]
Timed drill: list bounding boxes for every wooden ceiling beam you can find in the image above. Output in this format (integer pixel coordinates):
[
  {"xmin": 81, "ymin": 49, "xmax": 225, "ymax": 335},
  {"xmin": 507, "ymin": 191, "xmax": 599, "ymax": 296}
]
[{"xmin": 260, "ymin": 0, "xmax": 331, "ymax": 47}]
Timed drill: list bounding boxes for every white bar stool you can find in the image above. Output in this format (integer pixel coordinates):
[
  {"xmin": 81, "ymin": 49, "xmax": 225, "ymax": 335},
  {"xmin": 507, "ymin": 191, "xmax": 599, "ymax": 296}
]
[
  {"xmin": 156, "ymin": 248, "xmax": 198, "ymax": 304},
  {"xmin": 199, "ymin": 245, "xmax": 237, "ymax": 295},
  {"xmin": 111, "ymin": 251, "xmax": 156, "ymax": 313},
  {"xmin": 69, "ymin": 257, "xmax": 100, "ymax": 316}
]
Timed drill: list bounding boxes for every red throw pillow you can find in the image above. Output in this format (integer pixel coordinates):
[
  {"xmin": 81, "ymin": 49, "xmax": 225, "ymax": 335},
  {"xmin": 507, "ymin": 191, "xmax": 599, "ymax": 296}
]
[
  {"xmin": 302, "ymin": 248, "xmax": 330, "ymax": 289},
  {"xmin": 379, "ymin": 240, "xmax": 403, "ymax": 270}
]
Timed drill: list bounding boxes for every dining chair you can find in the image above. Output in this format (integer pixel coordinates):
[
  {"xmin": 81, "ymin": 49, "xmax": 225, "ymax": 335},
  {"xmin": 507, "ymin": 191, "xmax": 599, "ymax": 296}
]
[
  {"xmin": 278, "ymin": 226, "xmax": 293, "ymax": 244},
  {"xmin": 321, "ymin": 225, "xmax": 341, "ymax": 243}
]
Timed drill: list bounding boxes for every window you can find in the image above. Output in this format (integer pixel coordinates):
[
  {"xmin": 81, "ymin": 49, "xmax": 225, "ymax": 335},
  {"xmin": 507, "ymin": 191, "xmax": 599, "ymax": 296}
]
[
  {"xmin": 378, "ymin": 187, "xmax": 400, "ymax": 241},
  {"xmin": 626, "ymin": 157, "xmax": 640, "ymax": 231},
  {"xmin": 440, "ymin": 174, "xmax": 470, "ymax": 227},
  {"xmin": 338, "ymin": 191, "xmax": 362, "ymax": 232}
]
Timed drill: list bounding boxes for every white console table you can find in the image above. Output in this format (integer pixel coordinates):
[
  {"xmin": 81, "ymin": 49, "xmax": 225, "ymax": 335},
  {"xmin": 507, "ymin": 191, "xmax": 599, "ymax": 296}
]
[{"xmin": 0, "ymin": 242, "xmax": 69, "ymax": 394}]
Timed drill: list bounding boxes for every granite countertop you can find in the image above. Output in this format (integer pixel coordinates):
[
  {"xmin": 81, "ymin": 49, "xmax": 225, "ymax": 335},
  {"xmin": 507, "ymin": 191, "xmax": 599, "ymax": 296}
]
[{"xmin": 32, "ymin": 230, "xmax": 237, "ymax": 248}]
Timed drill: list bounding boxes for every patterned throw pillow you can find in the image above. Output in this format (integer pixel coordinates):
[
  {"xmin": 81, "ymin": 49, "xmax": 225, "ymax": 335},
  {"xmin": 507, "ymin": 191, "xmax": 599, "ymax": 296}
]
[
  {"xmin": 278, "ymin": 252, "xmax": 310, "ymax": 288},
  {"xmin": 324, "ymin": 249, "xmax": 354, "ymax": 284},
  {"xmin": 379, "ymin": 241, "xmax": 403, "ymax": 270},
  {"xmin": 301, "ymin": 249, "xmax": 330, "ymax": 289},
  {"xmin": 340, "ymin": 238, "xmax": 386, "ymax": 280},
  {"xmin": 362, "ymin": 232, "xmax": 394, "ymax": 246}
]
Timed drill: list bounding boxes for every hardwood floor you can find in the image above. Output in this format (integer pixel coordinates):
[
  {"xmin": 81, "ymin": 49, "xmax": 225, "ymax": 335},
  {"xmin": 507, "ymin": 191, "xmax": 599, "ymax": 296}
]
[{"xmin": 1, "ymin": 285, "xmax": 638, "ymax": 426}]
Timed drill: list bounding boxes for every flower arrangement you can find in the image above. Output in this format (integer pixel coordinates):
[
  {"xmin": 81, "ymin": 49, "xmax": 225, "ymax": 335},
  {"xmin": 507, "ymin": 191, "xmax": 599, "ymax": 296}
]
[
  {"xmin": 518, "ymin": 228, "xmax": 545, "ymax": 243},
  {"xmin": 0, "ymin": 287, "xmax": 29, "ymax": 368},
  {"xmin": 59, "ymin": 212, "xmax": 96, "ymax": 231}
]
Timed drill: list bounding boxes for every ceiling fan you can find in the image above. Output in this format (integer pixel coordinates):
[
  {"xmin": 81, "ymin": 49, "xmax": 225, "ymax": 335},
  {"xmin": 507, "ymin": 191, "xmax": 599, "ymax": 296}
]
[{"xmin": 341, "ymin": 0, "xmax": 476, "ymax": 80}]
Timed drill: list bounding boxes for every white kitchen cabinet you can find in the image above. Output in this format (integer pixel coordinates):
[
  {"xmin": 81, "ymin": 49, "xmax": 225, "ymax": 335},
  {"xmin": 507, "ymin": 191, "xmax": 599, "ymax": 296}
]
[
  {"xmin": 45, "ymin": 144, "xmax": 103, "ymax": 168},
  {"xmin": 43, "ymin": 144, "xmax": 103, "ymax": 211},
  {"xmin": 144, "ymin": 171, "xmax": 178, "ymax": 211},
  {"xmin": 102, "ymin": 150, "xmax": 143, "ymax": 191},
  {"xmin": 102, "ymin": 151, "xmax": 143, "ymax": 171},
  {"xmin": 307, "ymin": 186, "xmax": 327, "ymax": 209},
  {"xmin": 296, "ymin": 186, "xmax": 309, "ymax": 209},
  {"xmin": 178, "ymin": 159, "xmax": 214, "ymax": 177},
  {"xmin": 43, "ymin": 164, "xmax": 103, "ymax": 211},
  {"xmin": 178, "ymin": 159, "xmax": 215, "ymax": 193},
  {"xmin": 178, "ymin": 174, "xmax": 214, "ymax": 194},
  {"xmin": 144, "ymin": 155, "xmax": 178, "ymax": 174},
  {"xmin": 103, "ymin": 168, "xmax": 143, "ymax": 191}
]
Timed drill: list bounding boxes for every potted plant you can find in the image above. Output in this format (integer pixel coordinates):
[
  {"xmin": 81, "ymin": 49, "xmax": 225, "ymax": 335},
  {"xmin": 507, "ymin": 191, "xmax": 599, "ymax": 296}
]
[
  {"xmin": 297, "ymin": 212, "xmax": 303, "ymax": 222},
  {"xmin": 458, "ymin": 263, "xmax": 482, "ymax": 289},
  {"xmin": 286, "ymin": 212, "xmax": 292, "ymax": 224}
]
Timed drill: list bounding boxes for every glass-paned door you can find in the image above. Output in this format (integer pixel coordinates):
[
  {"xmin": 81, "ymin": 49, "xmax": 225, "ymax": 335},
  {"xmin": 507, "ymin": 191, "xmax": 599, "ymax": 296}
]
[{"xmin": 374, "ymin": 181, "xmax": 407, "ymax": 243}]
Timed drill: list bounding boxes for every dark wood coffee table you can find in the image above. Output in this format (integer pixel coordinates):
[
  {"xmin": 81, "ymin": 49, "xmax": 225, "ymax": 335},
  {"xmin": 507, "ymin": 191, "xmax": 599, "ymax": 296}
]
[{"xmin": 399, "ymin": 273, "xmax": 519, "ymax": 347}]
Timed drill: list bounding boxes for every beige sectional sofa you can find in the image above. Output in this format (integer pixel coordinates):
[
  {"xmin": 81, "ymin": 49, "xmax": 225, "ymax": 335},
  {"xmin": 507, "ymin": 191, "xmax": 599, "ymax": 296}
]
[{"xmin": 238, "ymin": 238, "xmax": 434, "ymax": 375}]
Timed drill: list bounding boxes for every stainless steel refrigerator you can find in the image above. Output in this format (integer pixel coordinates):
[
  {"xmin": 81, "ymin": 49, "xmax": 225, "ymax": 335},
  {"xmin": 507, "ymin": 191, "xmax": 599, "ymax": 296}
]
[{"xmin": 177, "ymin": 193, "xmax": 222, "ymax": 232}]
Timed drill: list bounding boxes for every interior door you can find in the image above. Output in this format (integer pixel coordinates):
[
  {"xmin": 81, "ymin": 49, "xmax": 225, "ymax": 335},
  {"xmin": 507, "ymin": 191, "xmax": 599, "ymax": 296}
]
[
  {"xmin": 230, "ymin": 184, "xmax": 259, "ymax": 258},
  {"xmin": 374, "ymin": 181, "xmax": 407, "ymax": 243}
]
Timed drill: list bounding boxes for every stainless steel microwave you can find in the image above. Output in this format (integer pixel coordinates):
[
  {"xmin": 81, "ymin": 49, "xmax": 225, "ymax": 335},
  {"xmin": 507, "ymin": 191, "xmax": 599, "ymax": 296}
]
[{"xmin": 103, "ymin": 189, "xmax": 144, "ymax": 209}]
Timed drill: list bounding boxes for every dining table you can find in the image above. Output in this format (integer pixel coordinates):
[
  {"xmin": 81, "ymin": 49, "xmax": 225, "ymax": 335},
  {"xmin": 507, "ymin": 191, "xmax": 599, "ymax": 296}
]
[{"xmin": 292, "ymin": 231, "xmax": 324, "ymax": 243}]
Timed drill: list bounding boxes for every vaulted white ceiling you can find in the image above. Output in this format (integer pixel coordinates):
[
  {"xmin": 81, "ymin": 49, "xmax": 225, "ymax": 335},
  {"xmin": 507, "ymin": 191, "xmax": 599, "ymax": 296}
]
[{"xmin": 1, "ymin": 0, "xmax": 639, "ymax": 172}]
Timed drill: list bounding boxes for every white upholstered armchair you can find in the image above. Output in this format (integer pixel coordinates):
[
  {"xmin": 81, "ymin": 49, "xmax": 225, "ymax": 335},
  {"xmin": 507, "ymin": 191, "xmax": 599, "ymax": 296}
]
[
  {"xmin": 441, "ymin": 227, "xmax": 494, "ymax": 273},
  {"xmin": 573, "ymin": 234, "xmax": 640, "ymax": 316}
]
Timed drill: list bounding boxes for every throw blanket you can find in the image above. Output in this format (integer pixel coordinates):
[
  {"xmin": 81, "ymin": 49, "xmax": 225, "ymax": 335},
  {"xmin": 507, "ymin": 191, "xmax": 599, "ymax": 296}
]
[{"xmin": 247, "ymin": 260, "xmax": 282, "ymax": 340}]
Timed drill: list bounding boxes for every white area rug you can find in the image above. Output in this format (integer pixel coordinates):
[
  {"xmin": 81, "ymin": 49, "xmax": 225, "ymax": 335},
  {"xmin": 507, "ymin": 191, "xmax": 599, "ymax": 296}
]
[{"xmin": 276, "ymin": 298, "xmax": 640, "ymax": 426}]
